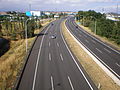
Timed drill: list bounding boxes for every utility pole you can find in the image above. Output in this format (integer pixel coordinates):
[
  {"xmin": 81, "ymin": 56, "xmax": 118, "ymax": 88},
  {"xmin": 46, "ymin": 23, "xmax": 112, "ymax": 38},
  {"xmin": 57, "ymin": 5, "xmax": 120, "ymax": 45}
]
[
  {"xmin": 102, "ymin": 8, "xmax": 105, "ymax": 14},
  {"xmin": 95, "ymin": 21, "xmax": 97, "ymax": 34},
  {"xmin": 25, "ymin": 18, "xmax": 32, "ymax": 53},
  {"xmin": 29, "ymin": 3, "xmax": 31, "ymax": 11},
  {"xmin": 116, "ymin": 0, "xmax": 119, "ymax": 20}
]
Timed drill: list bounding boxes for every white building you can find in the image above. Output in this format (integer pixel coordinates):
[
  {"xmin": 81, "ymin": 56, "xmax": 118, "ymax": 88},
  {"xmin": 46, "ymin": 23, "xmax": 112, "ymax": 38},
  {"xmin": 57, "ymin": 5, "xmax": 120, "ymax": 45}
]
[
  {"xmin": 44, "ymin": 12, "xmax": 51, "ymax": 15},
  {"xmin": 106, "ymin": 13, "xmax": 120, "ymax": 21},
  {"xmin": 30, "ymin": 11, "xmax": 41, "ymax": 16}
]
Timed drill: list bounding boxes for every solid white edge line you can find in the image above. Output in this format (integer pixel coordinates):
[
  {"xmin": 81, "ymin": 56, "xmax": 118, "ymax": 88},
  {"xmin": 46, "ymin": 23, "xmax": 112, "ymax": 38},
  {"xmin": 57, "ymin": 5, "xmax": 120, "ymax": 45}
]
[
  {"xmin": 32, "ymin": 26, "xmax": 50, "ymax": 90},
  {"xmin": 60, "ymin": 23, "xmax": 94, "ymax": 90},
  {"xmin": 65, "ymin": 19, "xmax": 120, "ymax": 86},
  {"xmin": 68, "ymin": 76, "xmax": 74, "ymax": 90},
  {"xmin": 51, "ymin": 76, "xmax": 54, "ymax": 90}
]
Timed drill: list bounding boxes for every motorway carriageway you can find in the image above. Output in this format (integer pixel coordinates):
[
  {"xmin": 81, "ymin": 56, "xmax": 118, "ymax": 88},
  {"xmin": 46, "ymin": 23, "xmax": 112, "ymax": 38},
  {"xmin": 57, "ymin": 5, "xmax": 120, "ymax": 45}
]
[{"xmin": 16, "ymin": 18, "xmax": 97, "ymax": 90}]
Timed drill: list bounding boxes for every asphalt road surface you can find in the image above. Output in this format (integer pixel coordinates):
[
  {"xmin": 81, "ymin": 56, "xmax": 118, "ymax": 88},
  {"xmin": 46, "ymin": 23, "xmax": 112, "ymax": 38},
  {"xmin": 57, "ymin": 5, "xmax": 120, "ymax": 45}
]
[
  {"xmin": 16, "ymin": 18, "xmax": 97, "ymax": 90},
  {"xmin": 65, "ymin": 17, "xmax": 120, "ymax": 80}
]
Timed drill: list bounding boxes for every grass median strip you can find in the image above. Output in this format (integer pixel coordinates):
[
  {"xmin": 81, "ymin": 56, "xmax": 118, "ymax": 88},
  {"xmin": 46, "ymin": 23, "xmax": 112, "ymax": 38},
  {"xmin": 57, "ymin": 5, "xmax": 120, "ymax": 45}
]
[{"xmin": 61, "ymin": 20, "xmax": 120, "ymax": 90}]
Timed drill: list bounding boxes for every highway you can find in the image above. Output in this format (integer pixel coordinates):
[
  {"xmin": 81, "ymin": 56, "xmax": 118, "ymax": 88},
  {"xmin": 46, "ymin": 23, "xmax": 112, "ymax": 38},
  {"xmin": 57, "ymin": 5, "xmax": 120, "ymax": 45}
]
[
  {"xmin": 16, "ymin": 18, "xmax": 97, "ymax": 90},
  {"xmin": 65, "ymin": 17, "xmax": 120, "ymax": 80}
]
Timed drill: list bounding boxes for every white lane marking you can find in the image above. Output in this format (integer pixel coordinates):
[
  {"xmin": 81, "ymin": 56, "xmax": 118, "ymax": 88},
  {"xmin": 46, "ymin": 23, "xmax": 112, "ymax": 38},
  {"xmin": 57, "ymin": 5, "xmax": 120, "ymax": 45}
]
[
  {"xmin": 51, "ymin": 76, "xmax": 54, "ymax": 90},
  {"xmin": 91, "ymin": 40, "xmax": 96, "ymax": 44},
  {"xmin": 57, "ymin": 42, "xmax": 59, "ymax": 47},
  {"xmin": 116, "ymin": 63, "xmax": 120, "ymax": 68},
  {"xmin": 60, "ymin": 26, "xmax": 94, "ymax": 90},
  {"xmin": 96, "ymin": 48, "xmax": 102, "ymax": 53},
  {"xmin": 49, "ymin": 42, "xmax": 50, "ymax": 47},
  {"xmin": 68, "ymin": 76, "xmax": 74, "ymax": 90},
  {"xmin": 104, "ymin": 48, "xmax": 111, "ymax": 53},
  {"xmin": 49, "ymin": 53, "xmax": 51, "ymax": 61},
  {"xmin": 32, "ymin": 26, "xmax": 50, "ymax": 90},
  {"xmin": 60, "ymin": 53, "xmax": 63, "ymax": 61},
  {"xmin": 85, "ymin": 40, "xmax": 89, "ymax": 43}
]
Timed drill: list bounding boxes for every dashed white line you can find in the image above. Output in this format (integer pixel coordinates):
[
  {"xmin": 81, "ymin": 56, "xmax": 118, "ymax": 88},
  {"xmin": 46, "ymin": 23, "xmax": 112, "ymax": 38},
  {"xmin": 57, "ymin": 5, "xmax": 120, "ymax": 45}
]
[
  {"xmin": 60, "ymin": 53, "xmax": 63, "ymax": 61},
  {"xmin": 85, "ymin": 40, "xmax": 89, "ymax": 43},
  {"xmin": 57, "ymin": 43, "xmax": 59, "ymax": 47},
  {"xmin": 49, "ymin": 42, "xmax": 50, "ymax": 47},
  {"xmin": 51, "ymin": 76, "xmax": 54, "ymax": 90},
  {"xmin": 68, "ymin": 76, "xmax": 74, "ymax": 90},
  {"xmin": 49, "ymin": 53, "xmax": 51, "ymax": 61},
  {"xmin": 96, "ymin": 48, "xmax": 102, "ymax": 53},
  {"xmin": 116, "ymin": 63, "xmax": 120, "ymax": 68},
  {"xmin": 104, "ymin": 48, "xmax": 111, "ymax": 53}
]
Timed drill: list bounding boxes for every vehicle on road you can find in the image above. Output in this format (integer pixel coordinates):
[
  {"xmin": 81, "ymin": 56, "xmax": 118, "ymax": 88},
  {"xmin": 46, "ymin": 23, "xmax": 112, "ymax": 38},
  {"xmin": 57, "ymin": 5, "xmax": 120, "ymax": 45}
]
[
  {"xmin": 50, "ymin": 35, "xmax": 56, "ymax": 39},
  {"xmin": 76, "ymin": 26, "xmax": 78, "ymax": 28}
]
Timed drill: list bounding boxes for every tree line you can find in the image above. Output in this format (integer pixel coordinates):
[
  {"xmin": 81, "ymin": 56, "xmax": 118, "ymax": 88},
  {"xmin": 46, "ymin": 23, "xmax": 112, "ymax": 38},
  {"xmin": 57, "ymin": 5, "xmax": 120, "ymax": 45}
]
[
  {"xmin": 0, "ymin": 13, "xmax": 42, "ymax": 40},
  {"xmin": 76, "ymin": 10, "xmax": 120, "ymax": 44}
]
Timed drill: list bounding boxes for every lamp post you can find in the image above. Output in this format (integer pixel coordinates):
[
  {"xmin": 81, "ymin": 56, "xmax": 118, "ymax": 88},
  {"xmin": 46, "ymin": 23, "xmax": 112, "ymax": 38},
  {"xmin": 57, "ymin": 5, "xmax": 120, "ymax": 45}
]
[
  {"xmin": 80, "ymin": 15, "xmax": 84, "ymax": 26},
  {"xmin": 95, "ymin": 20, "xmax": 97, "ymax": 34},
  {"xmin": 91, "ymin": 16, "xmax": 97, "ymax": 34},
  {"xmin": 25, "ymin": 18, "xmax": 31, "ymax": 53}
]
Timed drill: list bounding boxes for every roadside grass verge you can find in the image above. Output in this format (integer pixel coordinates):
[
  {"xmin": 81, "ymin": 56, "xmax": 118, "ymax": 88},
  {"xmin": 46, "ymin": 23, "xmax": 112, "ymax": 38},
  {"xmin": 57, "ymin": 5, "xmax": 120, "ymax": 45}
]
[
  {"xmin": 76, "ymin": 21, "xmax": 120, "ymax": 50},
  {"xmin": 0, "ymin": 38, "xmax": 35, "ymax": 89},
  {"xmin": 0, "ymin": 19, "xmax": 53, "ymax": 89},
  {"xmin": 61, "ymin": 21, "xmax": 120, "ymax": 90}
]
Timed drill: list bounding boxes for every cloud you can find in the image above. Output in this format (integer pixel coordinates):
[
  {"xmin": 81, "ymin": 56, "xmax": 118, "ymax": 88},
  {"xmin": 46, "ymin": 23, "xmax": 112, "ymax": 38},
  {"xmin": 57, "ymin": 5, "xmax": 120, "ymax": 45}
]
[{"xmin": 0, "ymin": 0, "xmax": 119, "ymax": 12}]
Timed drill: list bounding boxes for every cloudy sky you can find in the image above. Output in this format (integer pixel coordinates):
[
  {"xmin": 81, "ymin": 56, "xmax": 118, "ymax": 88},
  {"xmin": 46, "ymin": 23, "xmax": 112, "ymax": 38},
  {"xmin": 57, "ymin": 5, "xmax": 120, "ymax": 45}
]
[{"xmin": 0, "ymin": 0, "xmax": 120, "ymax": 13}]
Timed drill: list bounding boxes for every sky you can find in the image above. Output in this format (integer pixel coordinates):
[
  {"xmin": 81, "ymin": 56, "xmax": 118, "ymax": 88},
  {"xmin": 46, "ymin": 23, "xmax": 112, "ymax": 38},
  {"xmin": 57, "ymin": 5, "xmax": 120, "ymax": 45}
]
[{"xmin": 0, "ymin": 0, "xmax": 120, "ymax": 13}]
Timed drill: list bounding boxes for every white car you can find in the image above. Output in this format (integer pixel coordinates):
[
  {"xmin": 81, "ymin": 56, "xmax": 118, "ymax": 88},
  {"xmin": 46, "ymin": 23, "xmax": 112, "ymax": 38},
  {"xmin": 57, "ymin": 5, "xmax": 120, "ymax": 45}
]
[{"xmin": 51, "ymin": 35, "xmax": 56, "ymax": 39}]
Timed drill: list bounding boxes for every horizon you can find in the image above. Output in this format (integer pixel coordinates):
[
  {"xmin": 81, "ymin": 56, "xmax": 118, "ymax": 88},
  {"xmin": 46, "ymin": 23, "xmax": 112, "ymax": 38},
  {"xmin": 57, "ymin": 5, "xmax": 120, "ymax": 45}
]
[{"xmin": 0, "ymin": 0, "xmax": 120, "ymax": 13}]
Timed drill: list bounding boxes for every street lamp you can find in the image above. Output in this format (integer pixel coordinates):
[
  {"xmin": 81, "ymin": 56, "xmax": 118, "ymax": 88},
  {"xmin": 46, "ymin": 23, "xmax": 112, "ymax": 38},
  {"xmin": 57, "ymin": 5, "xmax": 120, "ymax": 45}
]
[
  {"xmin": 91, "ymin": 16, "xmax": 97, "ymax": 34},
  {"xmin": 95, "ymin": 20, "xmax": 97, "ymax": 34},
  {"xmin": 79, "ymin": 15, "xmax": 84, "ymax": 26},
  {"xmin": 25, "ymin": 18, "xmax": 31, "ymax": 53}
]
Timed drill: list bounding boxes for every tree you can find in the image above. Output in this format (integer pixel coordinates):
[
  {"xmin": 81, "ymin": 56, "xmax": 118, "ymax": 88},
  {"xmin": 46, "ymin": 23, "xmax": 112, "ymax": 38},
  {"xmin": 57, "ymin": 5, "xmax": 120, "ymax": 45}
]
[
  {"xmin": 96, "ymin": 19, "xmax": 114, "ymax": 38},
  {"xmin": 0, "ymin": 23, "xmax": 2, "ymax": 37},
  {"xmin": 27, "ymin": 19, "xmax": 36, "ymax": 38}
]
